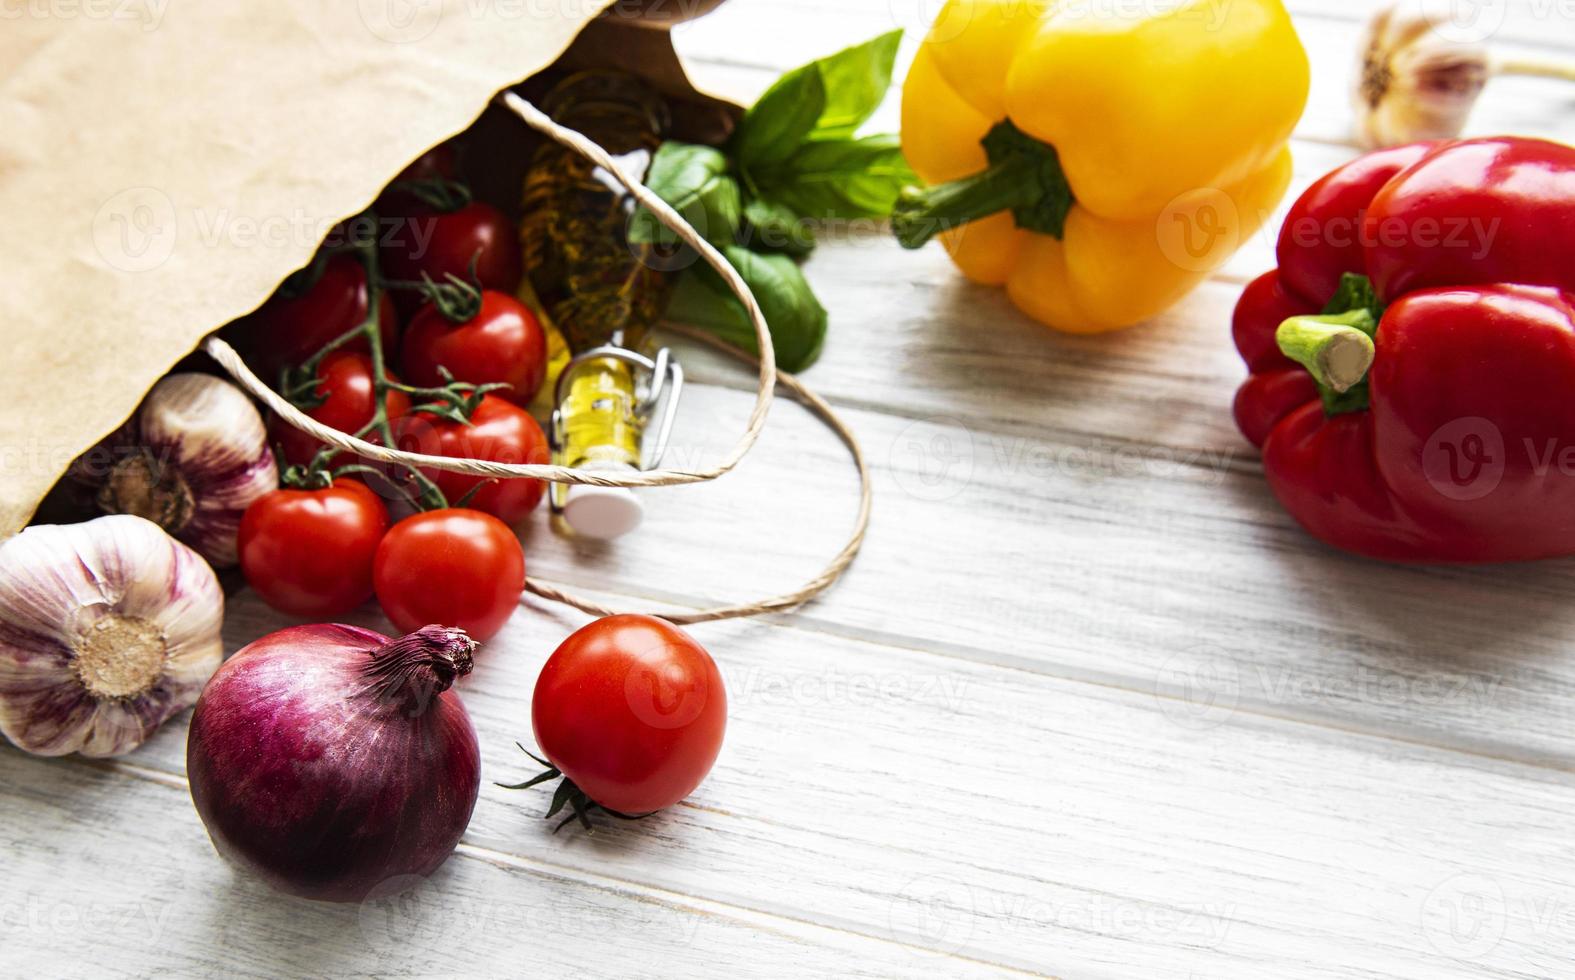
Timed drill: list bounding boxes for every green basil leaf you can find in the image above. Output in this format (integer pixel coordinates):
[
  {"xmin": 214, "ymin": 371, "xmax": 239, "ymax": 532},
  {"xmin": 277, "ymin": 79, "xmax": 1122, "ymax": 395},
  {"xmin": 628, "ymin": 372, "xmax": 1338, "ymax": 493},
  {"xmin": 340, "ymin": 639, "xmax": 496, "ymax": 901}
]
[
  {"xmin": 732, "ymin": 64, "xmax": 827, "ymax": 177},
  {"xmin": 753, "ymin": 133, "xmax": 916, "ymax": 220},
  {"xmin": 741, "ymin": 196, "xmax": 816, "ymax": 257},
  {"xmin": 666, "ymin": 245, "xmax": 827, "ymax": 372},
  {"xmin": 733, "ymin": 29, "xmax": 902, "ymax": 179},
  {"xmin": 640, "ymin": 142, "xmax": 729, "ymax": 210},
  {"xmin": 628, "ymin": 141, "xmax": 741, "ymax": 247},
  {"xmin": 809, "ymin": 29, "xmax": 903, "ymax": 140}
]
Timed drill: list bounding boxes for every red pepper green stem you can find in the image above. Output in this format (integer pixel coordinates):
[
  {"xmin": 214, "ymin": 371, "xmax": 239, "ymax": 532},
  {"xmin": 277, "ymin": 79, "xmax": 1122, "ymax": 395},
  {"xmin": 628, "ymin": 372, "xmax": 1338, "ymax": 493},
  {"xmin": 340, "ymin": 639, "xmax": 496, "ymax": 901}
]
[
  {"xmin": 891, "ymin": 120, "xmax": 1074, "ymax": 249},
  {"xmin": 1276, "ymin": 310, "xmax": 1377, "ymax": 394}
]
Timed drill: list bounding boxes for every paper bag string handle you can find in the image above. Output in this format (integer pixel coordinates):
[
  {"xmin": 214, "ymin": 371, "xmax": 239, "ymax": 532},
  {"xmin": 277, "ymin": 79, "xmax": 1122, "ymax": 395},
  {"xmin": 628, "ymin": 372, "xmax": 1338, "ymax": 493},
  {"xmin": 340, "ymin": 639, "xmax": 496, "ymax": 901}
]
[{"xmin": 205, "ymin": 90, "xmax": 869, "ymax": 625}]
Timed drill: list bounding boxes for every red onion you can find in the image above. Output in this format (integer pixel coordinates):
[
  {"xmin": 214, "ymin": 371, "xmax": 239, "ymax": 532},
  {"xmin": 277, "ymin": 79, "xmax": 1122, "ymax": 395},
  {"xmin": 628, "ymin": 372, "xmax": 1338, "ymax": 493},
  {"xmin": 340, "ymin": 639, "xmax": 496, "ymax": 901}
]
[{"xmin": 186, "ymin": 623, "xmax": 480, "ymax": 903}]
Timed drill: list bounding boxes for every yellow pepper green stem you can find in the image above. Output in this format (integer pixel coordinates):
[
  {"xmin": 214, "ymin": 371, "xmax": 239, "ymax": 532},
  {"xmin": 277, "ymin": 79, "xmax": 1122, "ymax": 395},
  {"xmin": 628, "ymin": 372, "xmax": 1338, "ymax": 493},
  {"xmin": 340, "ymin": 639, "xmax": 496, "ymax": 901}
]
[
  {"xmin": 892, "ymin": 121, "xmax": 1072, "ymax": 249},
  {"xmin": 896, "ymin": 0, "xmax": 1309, "ymax": 333}
]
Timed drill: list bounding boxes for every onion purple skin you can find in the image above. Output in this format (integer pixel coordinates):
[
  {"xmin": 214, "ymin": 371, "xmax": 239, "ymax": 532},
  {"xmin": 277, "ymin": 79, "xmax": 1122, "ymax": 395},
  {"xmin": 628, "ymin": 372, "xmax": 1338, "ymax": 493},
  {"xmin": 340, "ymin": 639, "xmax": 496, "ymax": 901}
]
[{"xmin": 186, "ymin": 623, "xmax": 480, "ymax": 904}]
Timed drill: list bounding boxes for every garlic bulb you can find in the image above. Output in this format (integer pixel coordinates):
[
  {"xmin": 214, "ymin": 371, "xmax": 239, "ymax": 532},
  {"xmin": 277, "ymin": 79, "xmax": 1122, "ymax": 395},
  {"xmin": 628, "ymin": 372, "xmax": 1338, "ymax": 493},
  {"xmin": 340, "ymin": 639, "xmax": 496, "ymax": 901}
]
[
  {"xmin": 0, "ymin": 515, "xmax": 223, "ymax": 757},
  {"xmin": 1355, "ymin": 2, "xmax": 1575, "ymax": 149},
  {"xmin": 1355, "ymin": 4, "xmax": 1490, "ymax": 148},
  {"xmin": 74, "ymin": 373, "xmax": 278, "ymax": 567}
]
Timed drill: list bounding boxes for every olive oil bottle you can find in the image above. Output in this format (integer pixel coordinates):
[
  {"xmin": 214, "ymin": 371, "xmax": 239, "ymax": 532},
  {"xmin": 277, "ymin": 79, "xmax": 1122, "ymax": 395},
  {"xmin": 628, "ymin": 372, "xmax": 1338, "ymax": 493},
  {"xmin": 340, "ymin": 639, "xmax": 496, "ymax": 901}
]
[{"xmin": 521, "ymin": 71, "xmax": 673, "ymax": 538}]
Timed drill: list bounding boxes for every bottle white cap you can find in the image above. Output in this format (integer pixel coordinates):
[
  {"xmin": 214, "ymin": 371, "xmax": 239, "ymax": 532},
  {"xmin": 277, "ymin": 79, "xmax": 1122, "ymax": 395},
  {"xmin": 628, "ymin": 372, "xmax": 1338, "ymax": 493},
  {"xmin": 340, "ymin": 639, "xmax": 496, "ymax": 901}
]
[{"xmin": 562, "ymin": 463, "xmax": 643, "ymax": 540}]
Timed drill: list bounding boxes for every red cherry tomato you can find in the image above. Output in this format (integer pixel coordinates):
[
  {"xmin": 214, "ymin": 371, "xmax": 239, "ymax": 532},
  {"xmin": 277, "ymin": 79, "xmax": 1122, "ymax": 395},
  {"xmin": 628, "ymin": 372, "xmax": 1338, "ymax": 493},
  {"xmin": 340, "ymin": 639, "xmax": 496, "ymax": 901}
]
[
  {"xmin": 229, "ymin": 254, "xmax": 398, "ymax": 377},
  {"xmin": 400, "ymin": 291, "xmax": 548, "ymax": 407},
  {"xmin": 238, "ymin": 480, "xmax": 390, "ymax": 618},
  {"xmin": 377, "ymin": 143, "xmax": 460, "ymax": 209},
  {"xmin": 381, "ymin": 200, "xmax": 522, "ymax": 318},
  {"xmin": 390, "ymin": 394, "xmax": 548, "ymax": 525},
  {"xmin": 373, "ymin": 509, "xmax": 524, "ymax": 642},
  {"xmin": 269, "ymin": 352, "xmax": 412, "ymax": 467},
  {"xmin": 532, "ymin": 615, "xmax": 727, "ymax": 814}
]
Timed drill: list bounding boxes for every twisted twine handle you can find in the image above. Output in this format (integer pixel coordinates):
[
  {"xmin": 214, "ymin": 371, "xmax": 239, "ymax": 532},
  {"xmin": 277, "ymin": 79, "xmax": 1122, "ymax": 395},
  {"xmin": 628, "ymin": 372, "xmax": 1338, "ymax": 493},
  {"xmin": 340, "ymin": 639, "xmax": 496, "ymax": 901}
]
[{"xmin": 206, "ymin": 90, "xmax": 869, "ymax": 625}]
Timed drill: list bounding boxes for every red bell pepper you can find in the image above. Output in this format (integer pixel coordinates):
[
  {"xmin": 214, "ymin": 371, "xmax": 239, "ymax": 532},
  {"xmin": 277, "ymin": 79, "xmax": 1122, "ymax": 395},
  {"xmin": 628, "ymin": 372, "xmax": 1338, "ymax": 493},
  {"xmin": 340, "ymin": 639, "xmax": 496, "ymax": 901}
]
[{"xmin": 1233, "ymin": 137, "xmax": 1575, "ymax": 562}]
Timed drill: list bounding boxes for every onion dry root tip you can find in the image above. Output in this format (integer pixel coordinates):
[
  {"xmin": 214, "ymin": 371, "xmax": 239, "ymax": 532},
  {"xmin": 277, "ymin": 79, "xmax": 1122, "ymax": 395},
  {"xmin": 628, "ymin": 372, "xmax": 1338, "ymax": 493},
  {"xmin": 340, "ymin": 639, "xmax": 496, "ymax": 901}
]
[{"xmin": 364, "ymin": 625, "xmax": 477, "ymax": 714}]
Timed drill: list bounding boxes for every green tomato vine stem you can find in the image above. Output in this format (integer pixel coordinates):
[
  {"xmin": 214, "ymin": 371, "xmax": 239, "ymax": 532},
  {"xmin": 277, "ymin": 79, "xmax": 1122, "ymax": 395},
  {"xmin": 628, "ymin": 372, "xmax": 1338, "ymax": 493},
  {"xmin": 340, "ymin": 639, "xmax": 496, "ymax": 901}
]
[{"xmin": 287, "ymin": 213, "xmax": 476, "ymax": 512}]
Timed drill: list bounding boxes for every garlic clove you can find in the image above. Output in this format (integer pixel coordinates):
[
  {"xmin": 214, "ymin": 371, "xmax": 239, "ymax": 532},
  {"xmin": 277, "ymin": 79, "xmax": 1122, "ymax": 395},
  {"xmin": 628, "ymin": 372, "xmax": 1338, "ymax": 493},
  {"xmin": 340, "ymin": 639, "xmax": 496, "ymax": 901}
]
[
  {"xmin": 0, "ymin": 514, "xmax": 223, "ymax": 757},
  {"xmin": 1355, "ymin": 2, "xmax": 1491, "ymax": 149}
]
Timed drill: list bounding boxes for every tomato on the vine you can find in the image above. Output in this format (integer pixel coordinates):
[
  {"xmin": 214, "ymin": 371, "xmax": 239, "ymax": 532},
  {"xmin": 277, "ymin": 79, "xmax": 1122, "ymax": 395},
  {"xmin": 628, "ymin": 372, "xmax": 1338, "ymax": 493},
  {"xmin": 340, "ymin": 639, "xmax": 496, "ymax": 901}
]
[
  {"xmin": 529, "ymin": 614, "xmax": 727, "ymax": 816},
  {"xmin": 230, "ymin": 254, "xmax": 398, "ymax": 377},
  {"xmin": 373, "ymin": 508, "xmax": 525, "ymax": 642},
  {"xmin": 400, "ymin": 291, "xmax": 547, "ymax": 406},
  {"xmin": 377, "ymin": 143, "xmax": 460, "ymax": 210},
  {"xmin": 390, "ymin": 394, "xmax": 548, "ymax": 524},
  {"xmin": 270, "ymin": 352, "xmax": 411, "ymax": 467},
  {"xmin": 238, "ymin": 480, "xmax": 390, "ymax": 618},
  {"xmin": 381, "ymin": 199, "xmax": 522, "ymax": 310}
]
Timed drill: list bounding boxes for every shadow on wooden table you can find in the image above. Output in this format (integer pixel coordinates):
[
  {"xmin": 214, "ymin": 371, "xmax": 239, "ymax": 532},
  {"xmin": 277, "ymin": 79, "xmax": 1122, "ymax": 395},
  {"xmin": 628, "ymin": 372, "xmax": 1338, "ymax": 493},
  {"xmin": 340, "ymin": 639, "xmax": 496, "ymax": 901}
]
[{"xmin": 1220, "ymin": 472, "xmax": 1575, "ymax": 765}]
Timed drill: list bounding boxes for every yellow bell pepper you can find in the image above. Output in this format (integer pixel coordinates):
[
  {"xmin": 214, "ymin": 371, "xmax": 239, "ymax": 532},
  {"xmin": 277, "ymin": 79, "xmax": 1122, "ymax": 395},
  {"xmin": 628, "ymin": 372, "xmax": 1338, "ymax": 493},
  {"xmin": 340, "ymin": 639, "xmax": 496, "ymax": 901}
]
[{"xmin": 893, "ymin": 0, "xmax": 1309, "ymax": 333}]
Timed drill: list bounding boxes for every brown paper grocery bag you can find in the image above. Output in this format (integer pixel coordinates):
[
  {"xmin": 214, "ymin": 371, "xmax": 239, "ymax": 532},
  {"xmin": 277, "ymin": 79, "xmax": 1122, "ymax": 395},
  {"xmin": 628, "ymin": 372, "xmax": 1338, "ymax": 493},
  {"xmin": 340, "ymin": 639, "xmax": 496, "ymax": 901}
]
[{"xmin": 0, "ymin": 0, "xmax": 731, "ymax": 536}]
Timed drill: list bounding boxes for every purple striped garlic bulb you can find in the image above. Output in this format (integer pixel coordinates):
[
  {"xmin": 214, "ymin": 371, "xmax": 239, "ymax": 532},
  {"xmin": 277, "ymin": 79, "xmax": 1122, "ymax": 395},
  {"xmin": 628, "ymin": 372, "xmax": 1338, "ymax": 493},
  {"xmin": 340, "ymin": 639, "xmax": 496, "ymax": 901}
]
[
  {"xmin": 1355, "ymin": 4, "xmax": 1489, "ymax": 149},
  {"xmin": 77, "ymin": 373, "xmax": 277, "ymax": 567},
  {"xmin": 1354, "ymin": 2, "xmax": 1575, "ymax": 149},
  {"xmin": 0, "ymin": 515, "xmax": 224, "ymax": 756}
]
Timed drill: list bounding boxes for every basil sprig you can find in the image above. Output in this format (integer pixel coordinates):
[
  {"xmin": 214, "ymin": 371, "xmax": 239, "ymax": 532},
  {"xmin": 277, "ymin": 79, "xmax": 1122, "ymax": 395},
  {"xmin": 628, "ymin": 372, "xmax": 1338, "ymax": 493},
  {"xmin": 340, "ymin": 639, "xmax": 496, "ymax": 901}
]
[
  {"xmin": 627, "ymin": 143, "xmax": 740, "ymax": 249},
  {"xmin": 632, "ymin": 30, "xmax": 911, "ymax": 371},
  {"xmin": 667, "ymin": 246, "xmax": 827, "ymax": 373}
]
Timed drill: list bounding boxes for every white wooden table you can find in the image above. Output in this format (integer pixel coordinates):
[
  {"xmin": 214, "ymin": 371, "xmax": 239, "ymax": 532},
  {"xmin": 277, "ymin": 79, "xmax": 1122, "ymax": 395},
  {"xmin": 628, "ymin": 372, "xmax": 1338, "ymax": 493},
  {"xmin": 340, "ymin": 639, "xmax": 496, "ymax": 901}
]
[{"xmin": 10, "ymin": 2, "xmax": 1575, "ymax": 977}]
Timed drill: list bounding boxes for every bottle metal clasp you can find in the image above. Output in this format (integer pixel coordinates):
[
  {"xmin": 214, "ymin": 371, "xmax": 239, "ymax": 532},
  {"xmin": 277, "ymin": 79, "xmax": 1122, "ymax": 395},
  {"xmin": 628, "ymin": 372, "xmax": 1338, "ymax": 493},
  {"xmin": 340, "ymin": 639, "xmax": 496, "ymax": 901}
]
[{"xmin": 547, "ymin": 345, "xmax": 684, "ymax": 513}]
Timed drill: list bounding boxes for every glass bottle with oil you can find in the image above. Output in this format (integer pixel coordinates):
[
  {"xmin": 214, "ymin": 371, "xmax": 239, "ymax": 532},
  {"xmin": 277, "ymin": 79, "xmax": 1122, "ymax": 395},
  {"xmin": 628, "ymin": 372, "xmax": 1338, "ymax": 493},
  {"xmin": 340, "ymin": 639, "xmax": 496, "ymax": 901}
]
[{"xmin": 520, "ymin": 71, "xmax": 680, "ymax": 539}]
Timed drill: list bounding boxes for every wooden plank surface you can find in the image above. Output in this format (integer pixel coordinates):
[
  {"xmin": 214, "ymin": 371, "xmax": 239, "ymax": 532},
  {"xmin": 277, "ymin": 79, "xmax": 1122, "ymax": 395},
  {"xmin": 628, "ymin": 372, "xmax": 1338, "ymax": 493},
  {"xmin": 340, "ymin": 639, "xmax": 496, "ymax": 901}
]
[
  {"xmin": 62, "ymin": 591, "xmax": 1575, "ymax": 979},
  {"xmin": 7, "ymin": 2, "xmax": 1575, "ymax": 977}
]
